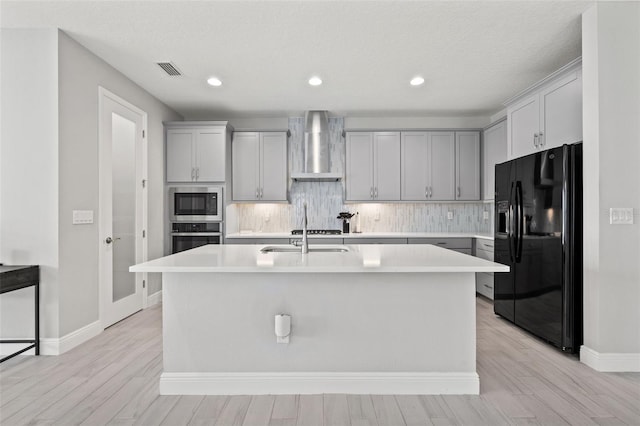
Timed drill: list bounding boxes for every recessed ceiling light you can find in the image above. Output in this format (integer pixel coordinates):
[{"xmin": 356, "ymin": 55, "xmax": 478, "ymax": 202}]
[
  {"xmin": 207, "ymin": 77, "xmax": 222, "ymax": 87},
  {"xmin": 308, "ymin": 76, "xmax": 323, "ymax": 86},
  {"xmin": 410, "ymin": 76, "xmax": 425, "ymax": 86}
]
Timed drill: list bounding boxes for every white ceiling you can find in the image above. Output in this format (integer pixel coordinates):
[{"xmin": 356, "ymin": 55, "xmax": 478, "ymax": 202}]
[{"xmin": 1, "ymin": 1, "xmax": 592, "ymax": 119}]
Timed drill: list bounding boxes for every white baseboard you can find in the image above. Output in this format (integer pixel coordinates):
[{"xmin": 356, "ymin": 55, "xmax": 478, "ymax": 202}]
[
  {"xmin": 146, "ymin": 290, "xmax": 162, "ymax": 307},
  {"xmin": 159, "ymin": 372, "xmax": 480, "ymax": 395},
  {"xmin": 1, "ymin": 320, "xmax": 102, "ymax": 357},
  {"xmin": 581, "ymin": 346, "xmax": 640, "ymax": 372}
]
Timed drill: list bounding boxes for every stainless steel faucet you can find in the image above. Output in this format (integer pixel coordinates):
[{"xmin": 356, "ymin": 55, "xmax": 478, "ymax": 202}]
[{"xmin": 301, "ymin": 202, "xmax": 309, "ymax": 254}]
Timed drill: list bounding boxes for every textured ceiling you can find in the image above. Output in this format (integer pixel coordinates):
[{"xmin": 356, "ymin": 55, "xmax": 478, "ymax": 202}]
[{"xmin": 1, "ymin": 1, "xmax": 591, "ymax": 119}]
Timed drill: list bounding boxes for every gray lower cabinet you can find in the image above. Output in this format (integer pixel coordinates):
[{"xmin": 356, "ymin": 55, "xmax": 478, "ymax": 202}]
[
  {"xmin": 475, "ymin": 239, "xmax": 495, "ymax": 299},
  {"xmin": 346, "ymin": 238, "xmax": 407, "ymax": 244},
  {"xmin": 225, "ymin": 238, "xmax": 289, "ymax": 245},
  {"xmin": 476, "ymin": 272, "xmax": 494, "ymax": 299},
  {"xmin": 407, "ymin": 238, "xmax": 472, "ymax": 255},
  {"xmin": 290, "ymin": 238, "xmax": 344, "ymax": 245}
]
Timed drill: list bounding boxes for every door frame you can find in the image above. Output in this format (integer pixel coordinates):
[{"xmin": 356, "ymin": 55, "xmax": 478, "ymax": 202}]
[{"xmin": 98, "ymin": 86, "xmax": 149, "ymax": 328}]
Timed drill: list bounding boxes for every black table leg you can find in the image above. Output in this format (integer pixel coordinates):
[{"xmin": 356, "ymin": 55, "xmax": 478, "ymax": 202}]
[{"xmin": 35, "ymin": 280, "xmax": 40, "ymax": 355}]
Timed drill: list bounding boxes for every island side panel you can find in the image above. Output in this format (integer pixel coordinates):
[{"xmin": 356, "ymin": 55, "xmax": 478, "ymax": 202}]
[{"xmin": 161, "ymin": 271, "xmax": 477, "ymax": 394}]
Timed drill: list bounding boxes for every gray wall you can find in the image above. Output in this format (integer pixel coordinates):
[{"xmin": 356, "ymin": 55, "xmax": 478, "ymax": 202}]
[
  {"xmin": 1, "ymin": 28, "xmax": 182, "ymax": 345},
  {"xmin": 0, "ymin": 29, "xmax": 60, "ymax": 340},
  {"xmin": 57, "ymin": 32, "xmax": 182, "ymax": 335},
  {"xmin": 582, "ymin": 3, "xmax": 640, "ymax": 355}
]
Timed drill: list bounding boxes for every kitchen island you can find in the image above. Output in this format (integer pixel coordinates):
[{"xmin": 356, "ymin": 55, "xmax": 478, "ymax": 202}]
[{"xmin": 130, "ymin": 244, "xmax": 508, "ymax": 395}]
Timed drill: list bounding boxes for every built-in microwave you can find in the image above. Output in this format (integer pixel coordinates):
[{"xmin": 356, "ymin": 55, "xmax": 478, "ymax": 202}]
[{"xmin": 169, "ymin": 186, "xmax": 223, "ymax": 222}]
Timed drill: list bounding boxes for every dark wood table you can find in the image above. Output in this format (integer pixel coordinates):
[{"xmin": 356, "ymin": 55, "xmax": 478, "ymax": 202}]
[{"xmin": 0, "ymin": 265, "xmax": 40, "ymax": 362}]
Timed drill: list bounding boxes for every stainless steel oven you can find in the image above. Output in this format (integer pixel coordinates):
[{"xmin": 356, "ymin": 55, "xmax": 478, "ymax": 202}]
[
  {"xmin": 169, "ymin": 186, "xmax": 223, "ymax": 222},
  {"xmin": 171, "ymin": 222, "xmax": 222, "ymax": 254}
]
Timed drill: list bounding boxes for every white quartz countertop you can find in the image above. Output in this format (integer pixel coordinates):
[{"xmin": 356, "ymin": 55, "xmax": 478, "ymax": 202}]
[
  {"xmin": 130, "ymin": 244, "xmax": 508, "ymax": 274},
  {"xmin": 226, "ymin": 232, "xmax": 494, "ymax": 240}
]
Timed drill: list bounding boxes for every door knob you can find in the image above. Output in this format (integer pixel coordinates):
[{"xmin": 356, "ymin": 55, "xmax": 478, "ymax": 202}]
[{"xmin": 105, "ymin": 237, "xmax": 121, "ymax": 244}]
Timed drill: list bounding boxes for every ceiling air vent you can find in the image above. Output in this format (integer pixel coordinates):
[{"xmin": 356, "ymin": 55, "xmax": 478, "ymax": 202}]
[{"xmin": 157, "ymin": 62, "xmax": 181, "ymax": 76}]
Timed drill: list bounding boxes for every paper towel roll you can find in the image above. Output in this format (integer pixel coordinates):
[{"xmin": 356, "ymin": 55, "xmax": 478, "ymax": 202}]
[{"xmin": 275, "ymin": 314, "xmax": 291, "ymax": 338}]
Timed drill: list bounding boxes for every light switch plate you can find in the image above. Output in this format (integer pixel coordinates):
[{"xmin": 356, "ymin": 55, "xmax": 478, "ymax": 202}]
[
  {"xmin": 73, "ymin": 210, "xmax": 94, "ymax": 225},
  {"xmin": 483, "ymin": 211, "xmax": 490, "ymax": 220},
  {"xmin": 447, "ymin": 211, "xmax": 454, "ymax": 220},
  {"xmin": 610, "ymin": 208, "xmax": 634, "ymax": 225}
]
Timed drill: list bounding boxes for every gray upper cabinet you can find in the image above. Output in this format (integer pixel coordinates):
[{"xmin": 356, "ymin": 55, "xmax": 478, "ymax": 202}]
[
  {"xmin": 507, "ymin": 59, "xmax": 582, "ymax": 160},
  {"xmin": 231, "ymin": 132, "xmax": 259, "ymax": 200},
  {"xmin": 166, "ymin": 128, "xmax": 194, "ymax": 182},
  {"xmin": 508, "ymin": 94, "xmax": 540, "ymax": 160},
  {"xmin": 346, "ymin": 132, "xmax": 400, "ymax": 201},
  {"xmin": 455, "ymin": 131, "xmax": 480, "ymax": 201},
  {"xmin": 260, "ymin": 133, "xmax": 288, "ymax": 200},
  {"xmin": 400, "ymin": 132, "xmax": 429, "ymax": 200},
  {"xmin": 482, "ymin": 120, "xmax": 507, "ymax": 200},
  {"xmin": 401, "ymin": 131, "xmax": 455, "ymax": 201},
  {"xmin": 539, "ymin": 69, "xmax": 583, "ymax": 150},
  {"xmin": 345, "ymin": 132, "xmax": 374, "ymax": 201},
  {"xmin": 232, "ymin": 131, "xmax": 287, "ymax": 201},
  {"xmin": 430, "ymin": 132, "xmax": 457, "ymax": 200},
  {"xmin": 166, "ymin": 122, "xmax": 229, "ymax": 183}
]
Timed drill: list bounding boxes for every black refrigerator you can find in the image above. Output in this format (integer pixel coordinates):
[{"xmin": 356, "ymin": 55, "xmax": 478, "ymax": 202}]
[{"xmin": 494, "ymin": 143, "xmax": 582, "ymax": 353}]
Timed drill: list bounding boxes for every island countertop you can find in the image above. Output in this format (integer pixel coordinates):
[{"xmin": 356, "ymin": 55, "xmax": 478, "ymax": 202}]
[
  {"xmin": 130, "ymin": 243, "xmax": 508, "ymax": 274},
  {"xmin": 226, "ymin": 231, "xmax": 495, "ymax": 240}
]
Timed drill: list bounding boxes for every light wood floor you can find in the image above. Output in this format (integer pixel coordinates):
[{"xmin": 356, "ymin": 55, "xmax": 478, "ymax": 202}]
[{"xmin": 1, "ymin": 297, "xmax": 639, "ymax": 426}]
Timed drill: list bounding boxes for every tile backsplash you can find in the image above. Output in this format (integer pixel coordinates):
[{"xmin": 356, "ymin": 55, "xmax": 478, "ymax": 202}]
[{"xmin": 227, "ymin": 117, "xmax": 493, "ymax": 234}]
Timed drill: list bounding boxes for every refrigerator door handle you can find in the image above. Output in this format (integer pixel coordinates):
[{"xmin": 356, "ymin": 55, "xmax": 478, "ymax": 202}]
[
  {"xmin": 508, "ymin": 182, "xmax": 515, "ymax": 263},
  {"xmin": 515, "ymin": 181, "xmax": 524, "ymax": 262}
]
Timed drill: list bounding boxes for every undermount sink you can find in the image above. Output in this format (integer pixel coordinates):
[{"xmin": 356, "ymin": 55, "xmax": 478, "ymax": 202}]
[{"xmin": 260, "ymin": 245, "xmax": 350, "ymax": 254}]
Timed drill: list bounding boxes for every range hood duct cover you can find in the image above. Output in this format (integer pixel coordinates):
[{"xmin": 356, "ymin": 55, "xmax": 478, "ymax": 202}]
[
  {"xmin": 293, "ymin": 111, "xmax": 342, "ymax": 182},
  {"xmin": 304, "ymin": 110, "xmax": 329, "ymax": 173}
]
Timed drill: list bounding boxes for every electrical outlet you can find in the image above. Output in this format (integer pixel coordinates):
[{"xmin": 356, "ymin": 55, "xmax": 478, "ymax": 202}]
[
  {"xmin": 483, "ymin": 211, "xmax": 490, "ymax": 220},
  {"xmin": 447, "ymin": 211, "xmax": 453, "ymax": 220},
  {"xmin": 374, "ymin": 208, "xmax": 380, "ymax": 221},
  {"xmin": 610, "ymin": 208, "xmax": 634, "ymax": 225},
  {"xmin": 265, "ymin": 212, "xmax": 270, "ymax": 222}
]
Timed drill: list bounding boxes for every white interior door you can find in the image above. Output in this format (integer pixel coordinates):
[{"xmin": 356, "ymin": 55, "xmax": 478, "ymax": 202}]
[{"xmin": 99, "ymin": 87, "xmax": 147, "ymax": 328}]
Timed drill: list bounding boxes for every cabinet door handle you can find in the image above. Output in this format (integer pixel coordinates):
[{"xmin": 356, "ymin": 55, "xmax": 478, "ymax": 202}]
[
  {"xmin": 370, "ymin": 187, "xmax": 374, "ymax": 199},
  {"xmin": 425, "ymin": 186, "xmax": 429, "ymax": 199},
  {"xmin": 374, "ymin": 187, "xmax": 378, "ymax": 199},
  {"xmin": 260, "ymin": 188, "xmax": 263, "ymax": 199},
  {"xmin": 429, "ymin": 186, "xmax": 432, "ymax": 198},
  {"xmin": 533, "ymin": 133, "xmax": 539, "ymax": 147},
  {"xmin": 191, "ymin": 168, "xmax": 195, "ymax": 181},
  {"xmin": 195, "ymin": 167, "xmax": 199, "ymax": 180},
  {"xmin": 256, "ymin": 188, "xmax": 259, "ymax": 199},
  {"xmin": 457, "ymin": 187, "xmax": 461, "ymax": 198},
  {"xmin": 539, "ymin": 131, "xmax": 544, "ymax": 147}
]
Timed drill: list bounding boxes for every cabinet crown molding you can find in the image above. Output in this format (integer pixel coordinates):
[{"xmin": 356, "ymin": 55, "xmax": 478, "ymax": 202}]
[
  {"xmin": 503, "ymin": 57, "xmax": 582, "ymax": 107},
  {"xmin": 164, "ymin": 121, "xmax": 233, "ymax": 130}
]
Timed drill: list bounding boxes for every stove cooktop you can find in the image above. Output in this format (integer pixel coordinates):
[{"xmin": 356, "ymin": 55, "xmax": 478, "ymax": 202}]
[{"xmin": 291, "ymin": 229, "xmax": 342, "ymax": 235}]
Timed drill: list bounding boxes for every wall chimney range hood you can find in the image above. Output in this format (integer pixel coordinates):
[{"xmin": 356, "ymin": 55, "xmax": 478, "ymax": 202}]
[{"xmin": 291, "ymin": 111, "xmax": 342, "ymax": 182}]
